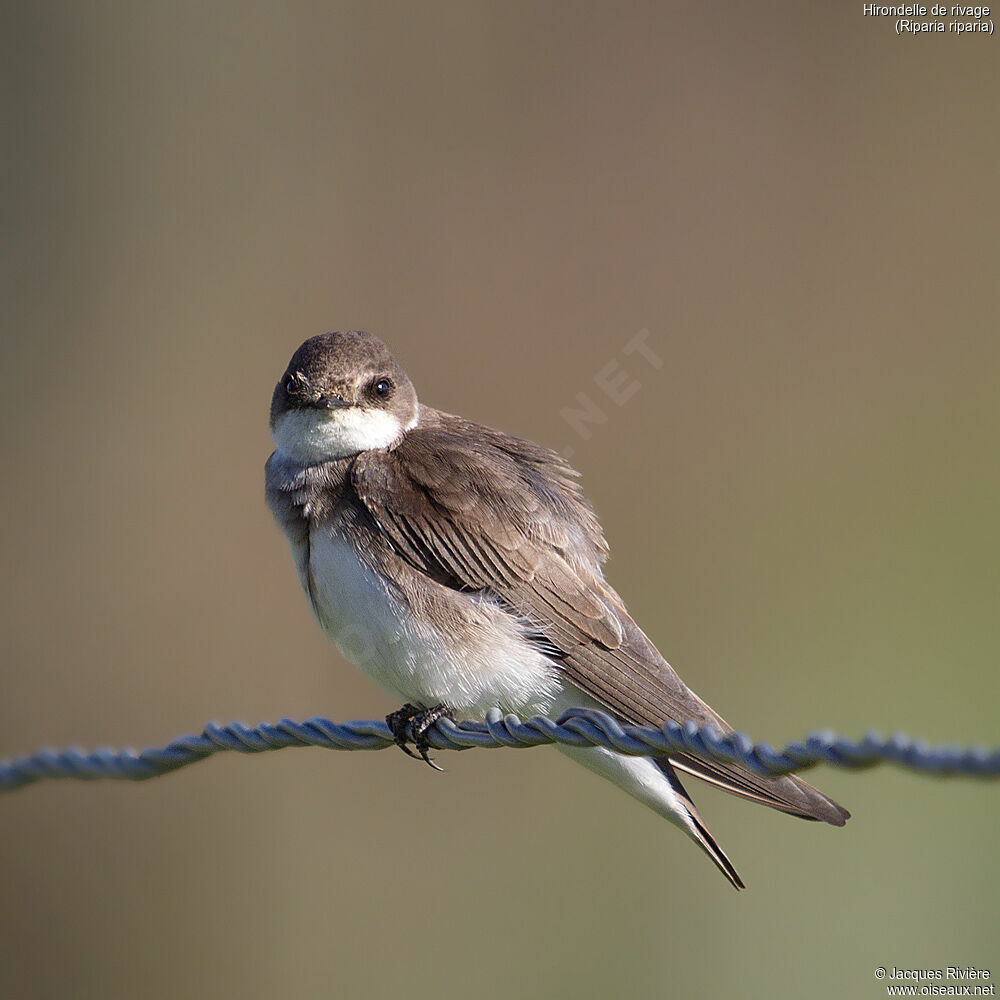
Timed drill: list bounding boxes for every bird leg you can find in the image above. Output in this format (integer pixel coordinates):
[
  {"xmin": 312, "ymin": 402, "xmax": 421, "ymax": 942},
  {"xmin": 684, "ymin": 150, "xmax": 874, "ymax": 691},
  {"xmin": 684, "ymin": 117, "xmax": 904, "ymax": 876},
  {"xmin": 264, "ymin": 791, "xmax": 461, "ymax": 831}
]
[{"xmin": 385, "ymin": 703, "xmax": 453, "ymax": 771}]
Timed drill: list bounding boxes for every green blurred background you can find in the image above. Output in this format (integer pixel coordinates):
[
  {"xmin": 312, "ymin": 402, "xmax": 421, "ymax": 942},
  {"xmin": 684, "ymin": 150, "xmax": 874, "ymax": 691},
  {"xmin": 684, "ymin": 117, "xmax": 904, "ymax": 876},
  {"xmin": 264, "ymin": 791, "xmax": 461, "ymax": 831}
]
[{"xmin": 2, "ymin": 3, "xmax": 997, "ymax": 998}]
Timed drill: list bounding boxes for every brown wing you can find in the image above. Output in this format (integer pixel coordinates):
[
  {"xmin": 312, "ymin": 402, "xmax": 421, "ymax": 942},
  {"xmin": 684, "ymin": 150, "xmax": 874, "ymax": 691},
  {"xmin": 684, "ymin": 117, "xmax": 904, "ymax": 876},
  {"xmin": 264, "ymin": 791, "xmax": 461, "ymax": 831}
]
[{"xmin": 351, "ymin": 416, "xmax": 848, "ymax": 826}]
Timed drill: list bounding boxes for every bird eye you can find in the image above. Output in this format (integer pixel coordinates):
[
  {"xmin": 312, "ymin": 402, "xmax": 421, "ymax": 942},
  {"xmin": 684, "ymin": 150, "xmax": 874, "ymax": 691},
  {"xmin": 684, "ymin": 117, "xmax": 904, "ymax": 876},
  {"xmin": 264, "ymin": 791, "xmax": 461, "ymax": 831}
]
[
  {"xmin": 373, "ymin": 378, "xmax": 392, "ymax": 398},
  {"xmin": 285, "ymin": 378, "xmax": 296, "ymax": 394}
]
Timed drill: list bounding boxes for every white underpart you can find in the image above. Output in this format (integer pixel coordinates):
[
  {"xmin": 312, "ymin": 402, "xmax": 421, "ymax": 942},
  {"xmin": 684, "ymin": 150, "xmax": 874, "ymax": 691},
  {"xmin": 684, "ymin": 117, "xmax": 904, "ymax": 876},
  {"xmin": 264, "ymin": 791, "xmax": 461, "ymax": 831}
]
[
  {"xmin": 548, "ymin": 684, "xmax": 700, "ymax": 839},
  {"xmin": 299, "ymin": 530, "xmax": 697, "ymax": 837},
  {"xmin": 306, "ymin": 533, "xmax": 562, "ymax": 718},
  {"xmin": 272, "ymin": 406, "xmax": 407, "ymax": 463}
]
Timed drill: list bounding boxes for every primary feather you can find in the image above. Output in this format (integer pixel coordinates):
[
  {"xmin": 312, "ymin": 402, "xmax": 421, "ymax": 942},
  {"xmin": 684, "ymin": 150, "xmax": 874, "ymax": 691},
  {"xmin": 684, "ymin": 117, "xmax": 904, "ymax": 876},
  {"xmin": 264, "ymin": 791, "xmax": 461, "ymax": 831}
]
[{"xmin": 351, "ymin": 409, "xmax": 850, "ymax": 838}]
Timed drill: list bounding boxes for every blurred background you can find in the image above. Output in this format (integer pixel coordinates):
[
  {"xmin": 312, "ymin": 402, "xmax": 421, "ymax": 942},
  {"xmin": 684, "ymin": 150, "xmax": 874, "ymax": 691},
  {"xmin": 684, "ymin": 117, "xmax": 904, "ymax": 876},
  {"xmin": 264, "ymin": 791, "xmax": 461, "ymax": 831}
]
[{"xmin": 2, "ymin": 3, "xmax": 997, "ymax": 997}]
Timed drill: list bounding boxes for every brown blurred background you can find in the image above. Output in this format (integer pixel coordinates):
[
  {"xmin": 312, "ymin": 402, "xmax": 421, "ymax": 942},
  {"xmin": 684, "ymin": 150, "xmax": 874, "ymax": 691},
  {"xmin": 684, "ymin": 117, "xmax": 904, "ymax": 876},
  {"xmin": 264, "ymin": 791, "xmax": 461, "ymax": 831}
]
[{"xmin": 2, "ymin": 3, "xmax": 997, "ymax": 998}]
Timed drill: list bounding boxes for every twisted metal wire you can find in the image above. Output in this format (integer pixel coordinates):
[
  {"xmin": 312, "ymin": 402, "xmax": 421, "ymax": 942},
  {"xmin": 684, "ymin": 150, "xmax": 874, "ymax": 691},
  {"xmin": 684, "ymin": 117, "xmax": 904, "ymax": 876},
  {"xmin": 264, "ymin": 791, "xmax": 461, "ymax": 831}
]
[{"xmin": 1, "ymin": 707, "xmax": 998, "ymax": 794}]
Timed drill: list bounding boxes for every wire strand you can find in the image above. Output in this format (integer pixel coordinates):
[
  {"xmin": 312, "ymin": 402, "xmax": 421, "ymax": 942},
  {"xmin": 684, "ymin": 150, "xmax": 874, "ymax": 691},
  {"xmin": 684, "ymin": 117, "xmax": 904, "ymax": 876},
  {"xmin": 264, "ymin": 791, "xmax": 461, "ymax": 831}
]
[{"xmin": 2, "ymin": 707, "xmax": 998, "ymax": 793}]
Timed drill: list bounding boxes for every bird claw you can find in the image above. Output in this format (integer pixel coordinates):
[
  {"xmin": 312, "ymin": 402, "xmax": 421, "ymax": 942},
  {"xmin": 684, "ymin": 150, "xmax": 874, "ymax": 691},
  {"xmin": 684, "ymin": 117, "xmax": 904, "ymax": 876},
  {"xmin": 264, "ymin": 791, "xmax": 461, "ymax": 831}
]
[{"xmin": 385, "ymin": 703, "xmax": 452, "ymax": 770}]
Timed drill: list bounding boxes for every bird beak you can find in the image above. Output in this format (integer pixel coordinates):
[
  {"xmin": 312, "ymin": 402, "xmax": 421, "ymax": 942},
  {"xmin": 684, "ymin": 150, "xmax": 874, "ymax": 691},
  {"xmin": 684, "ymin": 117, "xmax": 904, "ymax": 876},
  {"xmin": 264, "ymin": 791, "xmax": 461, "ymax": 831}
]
[{"xmin": 316, "ymin": 393, "xmax": 353, "ymax": 409}]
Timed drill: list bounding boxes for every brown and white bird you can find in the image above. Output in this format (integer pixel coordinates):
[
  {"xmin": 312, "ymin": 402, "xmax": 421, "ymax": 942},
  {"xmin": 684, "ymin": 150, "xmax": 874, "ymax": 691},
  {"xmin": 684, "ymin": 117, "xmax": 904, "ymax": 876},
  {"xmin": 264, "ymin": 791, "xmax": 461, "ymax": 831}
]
[{"xmin": 265, "ymin": 330, "xmax": 849, "ymax": 889}]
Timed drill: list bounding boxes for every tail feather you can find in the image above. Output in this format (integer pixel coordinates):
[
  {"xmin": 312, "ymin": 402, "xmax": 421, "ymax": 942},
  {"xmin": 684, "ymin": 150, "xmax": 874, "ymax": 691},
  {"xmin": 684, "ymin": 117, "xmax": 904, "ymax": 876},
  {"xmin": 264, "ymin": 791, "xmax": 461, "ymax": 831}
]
[{"xmin": 660, "ymin": 761, "xmax": 745, "ymax": 890}]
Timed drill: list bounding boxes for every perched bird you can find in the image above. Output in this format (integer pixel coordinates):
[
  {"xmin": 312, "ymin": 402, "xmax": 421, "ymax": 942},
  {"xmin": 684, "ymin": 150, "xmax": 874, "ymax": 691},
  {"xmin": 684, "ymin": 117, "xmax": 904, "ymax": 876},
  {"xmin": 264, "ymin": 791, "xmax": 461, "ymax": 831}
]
[{"xmin": 265, "ymin": 330, "xmax": 849, "ymax": 888}]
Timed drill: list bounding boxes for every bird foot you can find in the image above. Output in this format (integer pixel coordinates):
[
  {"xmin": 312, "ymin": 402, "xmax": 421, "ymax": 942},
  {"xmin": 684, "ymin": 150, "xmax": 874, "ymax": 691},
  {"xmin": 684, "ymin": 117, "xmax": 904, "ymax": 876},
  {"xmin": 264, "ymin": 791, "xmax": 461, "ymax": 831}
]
[{"xmin": 385, "ymin": 703, "xmax": 453, "ymax": 771}]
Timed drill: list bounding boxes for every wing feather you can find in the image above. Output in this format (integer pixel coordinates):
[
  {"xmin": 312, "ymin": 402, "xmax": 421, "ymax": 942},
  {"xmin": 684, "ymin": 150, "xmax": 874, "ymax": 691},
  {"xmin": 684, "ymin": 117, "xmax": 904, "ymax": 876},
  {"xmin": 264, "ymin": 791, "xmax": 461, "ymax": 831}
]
[{"xmin": 351, "ymin": 416, "xmax": 848, "ymax": 826}]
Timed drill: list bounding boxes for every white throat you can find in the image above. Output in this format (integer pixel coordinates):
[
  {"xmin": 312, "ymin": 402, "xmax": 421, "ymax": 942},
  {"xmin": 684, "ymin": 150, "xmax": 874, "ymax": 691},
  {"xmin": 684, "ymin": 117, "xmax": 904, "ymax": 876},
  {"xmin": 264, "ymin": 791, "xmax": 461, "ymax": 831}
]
[{"xmin": 272, "ymin": 406, "xmax": 411, "ymax": 463}]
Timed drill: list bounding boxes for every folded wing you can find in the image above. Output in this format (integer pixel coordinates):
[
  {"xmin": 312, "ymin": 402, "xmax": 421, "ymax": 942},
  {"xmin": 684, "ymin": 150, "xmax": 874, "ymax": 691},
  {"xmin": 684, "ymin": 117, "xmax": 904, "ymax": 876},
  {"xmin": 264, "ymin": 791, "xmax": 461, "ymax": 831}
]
[{"xmin": 351, "ymin": 415, "xmax": 848, "ymax": 826}]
